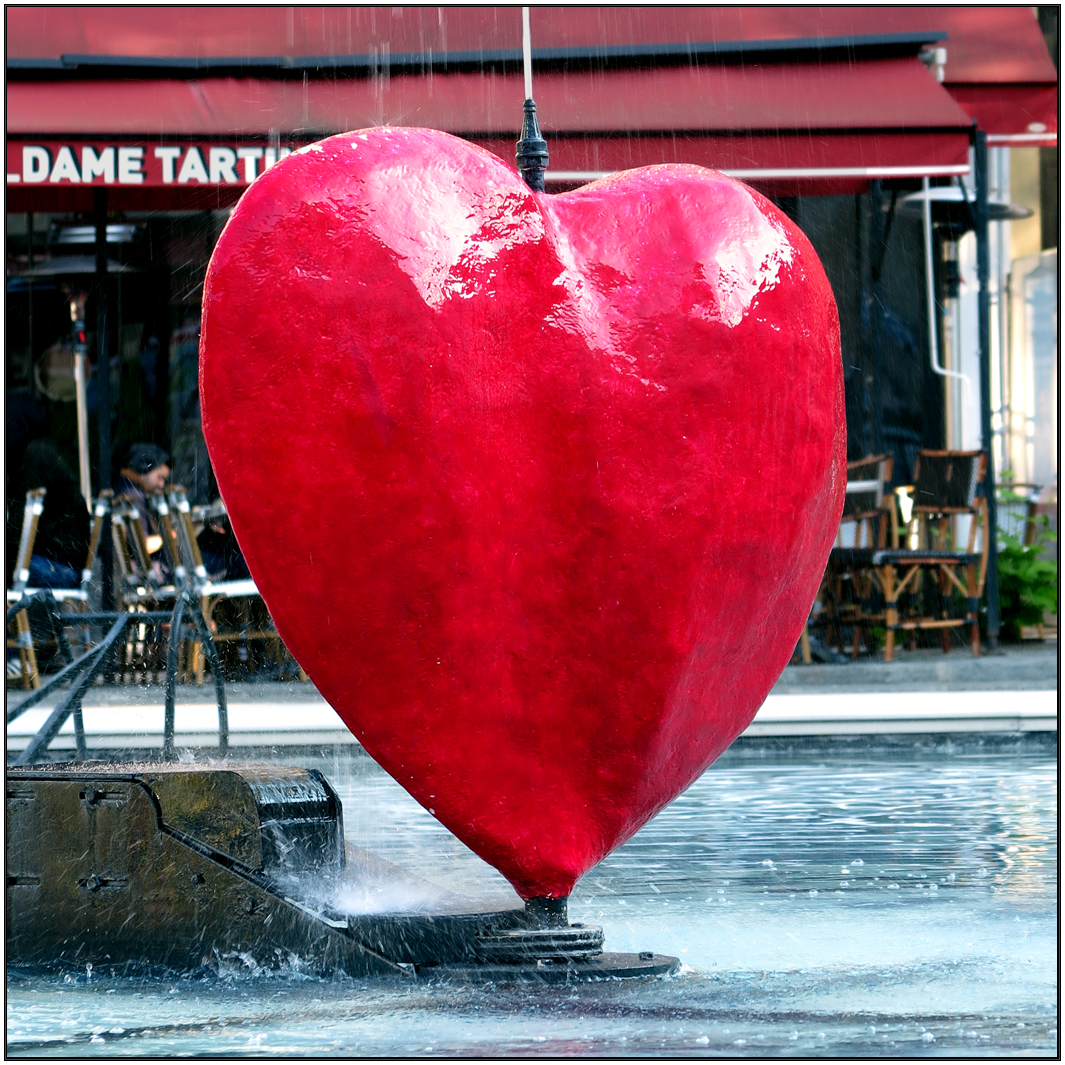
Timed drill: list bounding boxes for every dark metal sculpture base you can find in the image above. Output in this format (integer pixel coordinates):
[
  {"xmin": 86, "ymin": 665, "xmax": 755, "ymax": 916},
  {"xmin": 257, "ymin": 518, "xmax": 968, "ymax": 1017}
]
[
  {"xmin": 424, "ymin": 953, "xmax": 679, "ymax": 984},
  {"xmin": 6, "ymin": 763, "xmax": 679, "ymax": 982}
]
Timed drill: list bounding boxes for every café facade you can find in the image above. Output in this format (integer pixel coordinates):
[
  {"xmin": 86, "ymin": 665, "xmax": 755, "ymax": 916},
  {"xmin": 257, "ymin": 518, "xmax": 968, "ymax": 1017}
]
[{"xmin": 5, "ymin": 5, "xmax": 1057, "ymax": 502}]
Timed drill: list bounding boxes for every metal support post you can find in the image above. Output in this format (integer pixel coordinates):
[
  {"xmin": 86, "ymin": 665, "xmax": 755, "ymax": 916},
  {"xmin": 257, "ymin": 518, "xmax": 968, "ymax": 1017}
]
[
  {"xmin": 866, "ymin": 181, "xmax": 885, "ymax": 456},
  {"xmin": 27, "ymin": 212, "xmax": 35, "ymax": 379},
  {"xmin": 515, "ymin": 7, "xmax": 548, "ymax": 192},
  {"xmin": 94, "ymin": 189, "xmax": 114, "ymax": 610},
  {"xmin": 974, "ymin": 131, "xmax": 1001, "ymax": 646}
]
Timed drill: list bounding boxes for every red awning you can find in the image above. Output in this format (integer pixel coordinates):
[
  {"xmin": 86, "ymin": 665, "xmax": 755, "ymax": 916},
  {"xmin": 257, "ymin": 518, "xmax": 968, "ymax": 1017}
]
[
  {"xmin": 930, "ymin": 6, "xmax": 1058, "ymax": 146},
  {"xmin": 947, "ymin": 84, "xmax": 1057, "ymax": 146},
  {"xmin": 7, "ymin": 59, "xmax": 971, "ymax": 138},
  {"xmin": 6, "ymin": 55, "xmax": 974, "ymax": 208},
  {"xmin": 0, "ymin": 6, "xmax": 1044, "ymax": 71},
  {"xmin": 15, "ymin": 6, "xmax": 1053, "ymax": 207},
  {"xmin": 2, "ymin": 6, "xmax": 950, "ymax": 60}
]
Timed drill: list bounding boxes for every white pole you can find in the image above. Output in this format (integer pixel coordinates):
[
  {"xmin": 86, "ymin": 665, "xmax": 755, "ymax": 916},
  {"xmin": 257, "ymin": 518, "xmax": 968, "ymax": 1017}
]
[
  {"xmin": 922, "ymin": 177, "xmax": 971, "ymax": 400},
  {"xmin": 73, "ymin": 353, "xmax": 92, "ymax": 506},
  {"xmin": 70, "ymin": 295, "xmax": 93, "ymax": 508},
  {"xmin": 522, "ymin": 6, "xmax": 533, "ymax": 100}
]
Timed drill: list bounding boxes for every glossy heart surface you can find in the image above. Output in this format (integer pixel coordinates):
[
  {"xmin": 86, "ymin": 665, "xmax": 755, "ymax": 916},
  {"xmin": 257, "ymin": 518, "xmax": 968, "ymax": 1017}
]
[{"xmin": 200, "ymin": 128, "xmax": 844, "ymax": 899}]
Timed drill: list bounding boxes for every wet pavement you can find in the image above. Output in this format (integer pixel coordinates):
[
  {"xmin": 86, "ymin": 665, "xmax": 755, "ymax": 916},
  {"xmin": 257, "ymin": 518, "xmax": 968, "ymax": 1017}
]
[
  {"xmin": 7, "ymin": 641, "xmax": 1056, "ymax": 756},
  {"xmin": 772, "ymin": 641, "xmax": 1057, "ymax": 693},
  {"xmin": 9, "ymin": 637, "xmax": 1057, "ymax": 710}
]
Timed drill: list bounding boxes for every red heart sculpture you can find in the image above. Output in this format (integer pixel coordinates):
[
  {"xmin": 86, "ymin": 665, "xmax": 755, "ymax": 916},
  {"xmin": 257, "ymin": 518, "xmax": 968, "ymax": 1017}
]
[{"xmin": 200, "ymin": 128, "xmax": 844, "ymax": 899}]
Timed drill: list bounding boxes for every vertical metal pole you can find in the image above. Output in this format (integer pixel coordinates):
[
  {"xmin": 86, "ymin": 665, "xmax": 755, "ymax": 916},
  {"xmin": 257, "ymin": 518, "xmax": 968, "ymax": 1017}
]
[
  {"xmin": 72, "ymin": 297, "xmax": 93, "ymax": 507},
  {"xmin": 867, "ymin": 181, "xmax": 884, "ymax": 456},
  {"xmin": 974, "ymin": 131, "xmax": 1000, "ymax": 646},
  {"xmin": 163, "ymin": 593, "xmax": 187, "ymax": 761},
  {"xmin": 522, "ymin": 6, "xmax": 533, "ymax": 101},
  {"xmin": 26, "ymin": 213, "xmax": 34, "ymax": 382},
  {"xmin": 72, "ymin": 704, "xmax": 88, "ymax": 761},
  {"xmin": 854, "ymin": 195, "xmax": 870, "ymax": 456},
  {"xmin": 515, "ymin": 6, "xmax": 548, "ymax": 193},
  {"xmin": 95, "ymin": 189, "xmax": 114, "ymax": 611},
  {"xmin": 994, "ymin": 150, "xmax": 1011, "ymax": 479}
]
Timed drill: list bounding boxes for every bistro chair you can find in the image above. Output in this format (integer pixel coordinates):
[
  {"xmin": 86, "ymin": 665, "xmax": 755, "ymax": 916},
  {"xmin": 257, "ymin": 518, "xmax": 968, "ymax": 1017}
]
[
  {"xmin": 64, "ymin": 489, "xmax": 112, "ymax": 657},
  {"xmin": 819, "ymin": 455, "xmax": 895, "ymax": 658},
  {"xmin": 872, "ymin": 449, "xmax": 989, "ymax": 661},
  {"xmin": 149, "ymin": 488, "xmax": 187, "ymax": 584},
  {"xmin": 110, "ymin": 494, "xmax": 179, "ymax": 682},
  {"xmin": 7, "ymin": 488, "xmax": 113, "ymax": 688},
  {"xmin": 7, "ymin": 488, "xmax": 47, "ymax": 688},
  {"xmin": 166, "ymin": 486, "xmax": 302, "ymax": 683},
  {"xmin": 838, "ymin": 455, "xmax": 898, "ymax": 550},
  {"xmin": 111, "ymin": 496, "xmax": 159, "ymax": 605}
]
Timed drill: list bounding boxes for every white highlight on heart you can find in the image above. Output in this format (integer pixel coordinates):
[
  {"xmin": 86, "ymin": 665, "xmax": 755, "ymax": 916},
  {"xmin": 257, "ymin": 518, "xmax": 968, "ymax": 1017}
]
[
  {"xmin": 356, "ymin": 136, "xmax": 545, "ymax": 310},
  {"xmin": 539, "ymin": 166, "xmax": 797, "ymax": 378}
]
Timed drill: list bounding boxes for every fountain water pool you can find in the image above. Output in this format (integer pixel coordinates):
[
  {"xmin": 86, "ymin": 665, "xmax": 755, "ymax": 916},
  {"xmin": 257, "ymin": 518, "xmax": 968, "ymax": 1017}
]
[{"xmin": 7, "ymin": 734, "xmax": 1056, "ymax": 1057}]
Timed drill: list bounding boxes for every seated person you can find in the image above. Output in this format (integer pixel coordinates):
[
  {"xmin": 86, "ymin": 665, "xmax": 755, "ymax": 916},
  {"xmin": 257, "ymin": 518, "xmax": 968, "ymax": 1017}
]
[
  {"xmin": 114, "ymin": 443, "xmax": 170, "ymax": 520},
  {"xmin": 6, "ymin": 438, "xmax": 90, "ymax": 590},
  {"xmin": 114, "ymin": 443, "xmax": 172, "ymax": 581}
]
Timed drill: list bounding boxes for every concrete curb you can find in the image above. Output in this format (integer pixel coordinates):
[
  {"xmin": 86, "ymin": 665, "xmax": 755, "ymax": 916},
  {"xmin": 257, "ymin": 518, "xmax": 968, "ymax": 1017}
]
[{"xmin": 6, "ymin": 688, "xmax": 1057, "ymax": 751}]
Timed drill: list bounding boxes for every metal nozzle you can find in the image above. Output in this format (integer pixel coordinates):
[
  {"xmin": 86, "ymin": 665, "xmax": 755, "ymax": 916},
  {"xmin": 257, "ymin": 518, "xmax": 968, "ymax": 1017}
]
[{"xmin": 515, "ymin": 98, "xmax": 549, "ymax": 193}]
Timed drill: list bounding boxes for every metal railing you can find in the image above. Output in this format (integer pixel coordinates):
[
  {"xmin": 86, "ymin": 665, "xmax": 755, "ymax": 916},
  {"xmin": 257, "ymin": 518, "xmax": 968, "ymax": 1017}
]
[{"xmin": 7, "ymin": 587, "xmax": 228, "ymax": 764}]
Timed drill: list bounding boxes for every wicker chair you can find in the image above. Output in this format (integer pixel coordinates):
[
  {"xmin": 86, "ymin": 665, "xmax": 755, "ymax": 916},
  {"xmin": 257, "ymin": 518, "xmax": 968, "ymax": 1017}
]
[
  {"xmin": 872, "ymin": 450, "xmax": 989, "ymax": 661},
  {"xmin": 7, "ymin": 488, "xmax": 111, "ymax": 687},
  {"xmin": 166, "ymin": 486, "xmax": 302, "ymax": 683},
  {"xmin": 820, "ymin": 455, "xmax": 896, "ymax": 659}
]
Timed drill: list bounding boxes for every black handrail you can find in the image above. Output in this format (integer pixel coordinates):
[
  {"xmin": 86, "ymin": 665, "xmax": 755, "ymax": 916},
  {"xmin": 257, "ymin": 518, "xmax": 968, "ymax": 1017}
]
[
  {"xmin": 15, "ymin": 613, "xmax": 128, "ymax": 765},
  {"xmin": 9, "ymin": 590, "xmax": 228, "ymax": 765},
  {"xmin": 6, "ymin": 608, "xmax": 172, "ymax": 723},
  {"xmin": 6, "ymin": 589, "xmax": 75, "ymax": 666}
]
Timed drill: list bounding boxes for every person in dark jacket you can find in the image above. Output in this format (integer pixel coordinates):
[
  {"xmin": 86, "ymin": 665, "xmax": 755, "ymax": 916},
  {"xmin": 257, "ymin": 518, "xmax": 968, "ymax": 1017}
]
[
  {"xmin": 113, "ymin": 443, "xmax": 172, "ymax": 582},
  {"xmin": 6, "ymin": 438, "xmax": 90, "ymax": 589}
]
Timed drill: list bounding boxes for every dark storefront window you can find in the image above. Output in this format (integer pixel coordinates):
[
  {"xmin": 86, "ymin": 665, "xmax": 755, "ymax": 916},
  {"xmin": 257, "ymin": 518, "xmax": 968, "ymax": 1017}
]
[
  {"xmin": 6, "ymin": 209, "xmax": 231, "ymax": 506},
  {"xmin": 776, "ymin": 188, "xmax": 945, "ymax": 485}
]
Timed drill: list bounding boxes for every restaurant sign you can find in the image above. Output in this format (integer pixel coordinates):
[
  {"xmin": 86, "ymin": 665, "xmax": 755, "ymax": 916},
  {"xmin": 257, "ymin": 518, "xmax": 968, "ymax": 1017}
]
[{"xmin": 6, "ymin": 141, "xmax": 299, "ymax": 187}]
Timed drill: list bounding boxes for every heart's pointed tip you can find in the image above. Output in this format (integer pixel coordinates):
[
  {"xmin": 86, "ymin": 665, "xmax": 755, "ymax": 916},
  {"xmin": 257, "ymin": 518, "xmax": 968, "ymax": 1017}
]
[
  {"xmin": 500, "ymin": 851, "xmax": 592, "ymax": 902},
  {"xmin": 512, "ymin": 878, "xmax": 579, "ymax": 903}
]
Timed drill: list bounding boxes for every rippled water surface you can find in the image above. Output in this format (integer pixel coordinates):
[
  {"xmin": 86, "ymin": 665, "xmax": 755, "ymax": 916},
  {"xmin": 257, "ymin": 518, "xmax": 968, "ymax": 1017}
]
[{"xmin": 7, "ymin": 737, "xmax": 1058, "ymax": 1057}]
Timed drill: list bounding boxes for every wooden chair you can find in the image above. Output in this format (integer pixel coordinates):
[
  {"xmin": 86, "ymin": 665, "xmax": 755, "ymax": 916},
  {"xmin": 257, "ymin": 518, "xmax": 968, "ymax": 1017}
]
[
  {"xmin": 110, "ymin": 494, "xmax": 180, "ymax": 682},
  {"xmin": 64, "ymin": 490, "xmax": 112, "ymax": 656},
  {"xmin": 820, "ymin": 455, "xmax": 895, "ymax": 658},
  {"xmin": 839, "ymin": 454, "xmax": 897, "ymax": 550},
  {"xmin": 872, "ymin": 450, "xmax": 988, "ymax": 661},
  {"xmin": 7, "ymin": 488, "xmax": 47, "ymax": 688},
  {"xmin": 7, "ymin": 488, "xmax": 111, "ymax": 687},
  {"xmin": 166, "ymin": 486, "xmax": 303, "ymax": 683},
  {"xmin": 148, "ymin": 488, "xmax": 189, "ymax": 586},
  {"xmin": 110, "ymin": 494, "xmax": 178, "ymax": 606}
]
